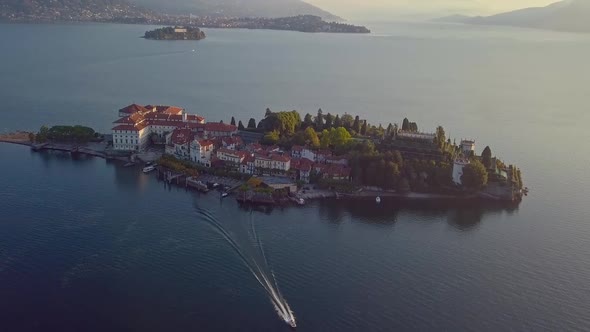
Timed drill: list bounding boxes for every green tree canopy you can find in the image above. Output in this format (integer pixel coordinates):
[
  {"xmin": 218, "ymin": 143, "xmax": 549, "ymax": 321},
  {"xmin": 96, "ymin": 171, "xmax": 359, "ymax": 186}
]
[
  {"xmin": 402, "ymin": 118, "xmax": 410, "ymax": 131},
  {"xmin": 238, "ymin": 120, "xmax": 245, "ymax": 130},
  {"xmin": 304, "ymin": 127, "xmax": 320, "ymax": 148},
  {"xmin": 482, "ymin": 146, "xmax": 492, "ymax": 168},
  {"xmin": 352, "ymin": 116, "xmax": 361, "ymax": 133},
  {"xmin": 262, "ymin": 130, "xmax": 280, "ymax": 145},
  {"xmin": 360, "ymin": 121, "xmax": 367, "ymax": 135},
  {"xmin": 230, "ymin": 116, "xmax": 236, "ymax": 126},
  {"xmin": 331, "ymin": 127, "xmax": 352, "ymax": 148},
  {"xmin": 247, "ymin": 118, "xmax": 257, "ymax": 129},
  {"xmin": 435, "ymin": 126, "xmax": 446, "ymax": 148},
  {"xmin": 340, "ymin": 113, "xmax": 354, "ymax": 129},
  {"xmin": 315, "ymin": 108, "xmax": 324, "ymax": 131},
  {"xmin": 333, "ymin": 114, "xmax": 342, "ymax": 128},
  {"xmin": 325, "ymin": 113, "xmax": 334, "ymax": 130},
  {"xmin": 303, "ymin": 113, "xmax": 314, "ymax": 129},
  {"xmin": 461, "ymin": 160, "xmax": 488, "ymax": 190}
]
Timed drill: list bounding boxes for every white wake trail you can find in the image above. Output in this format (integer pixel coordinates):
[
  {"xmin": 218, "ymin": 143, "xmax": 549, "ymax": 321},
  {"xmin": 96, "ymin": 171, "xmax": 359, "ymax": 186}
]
[{"xmin": 198, "ymin": 209, "xmax": 296, "ymax": 327}]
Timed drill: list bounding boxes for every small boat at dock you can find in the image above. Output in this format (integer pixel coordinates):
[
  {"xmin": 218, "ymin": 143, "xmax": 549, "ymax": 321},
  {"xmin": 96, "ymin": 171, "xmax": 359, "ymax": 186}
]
[
  {"xmin": 376, "ymin": 196, "xmax": 381, "ymax": 204},
  {"xmin": 142, "ymin": 165, "xmax": 155, "ymax": 173},
  {"xmin": 123, "ymin": 162, "xmax": 135, "ymax": 167}
]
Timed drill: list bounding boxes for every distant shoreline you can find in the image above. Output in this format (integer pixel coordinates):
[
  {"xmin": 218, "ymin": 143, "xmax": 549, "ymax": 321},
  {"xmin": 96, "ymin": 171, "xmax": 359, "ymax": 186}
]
[{"xmin": 0, "ymin": 15, "xmax": 371, "ymax": 34}]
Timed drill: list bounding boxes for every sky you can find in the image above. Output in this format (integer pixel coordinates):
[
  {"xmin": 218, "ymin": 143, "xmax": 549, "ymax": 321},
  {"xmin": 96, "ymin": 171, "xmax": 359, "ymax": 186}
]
[{"xmin": 307, "ymin": 0, "xmax": 560, "ymax": 20}]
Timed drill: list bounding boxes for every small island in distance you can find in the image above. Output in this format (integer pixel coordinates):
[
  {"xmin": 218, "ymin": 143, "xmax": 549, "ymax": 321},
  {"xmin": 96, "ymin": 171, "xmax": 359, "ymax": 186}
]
[{"xmin": 144, "ymin": 26, "xmax": 206, "ymax": 40}]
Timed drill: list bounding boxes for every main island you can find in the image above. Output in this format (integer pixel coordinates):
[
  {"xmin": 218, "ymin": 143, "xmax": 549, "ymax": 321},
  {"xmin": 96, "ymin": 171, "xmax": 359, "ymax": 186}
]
[{"xmin": 4, "ymin": 102, "xmax": 527, "ymax": 209}]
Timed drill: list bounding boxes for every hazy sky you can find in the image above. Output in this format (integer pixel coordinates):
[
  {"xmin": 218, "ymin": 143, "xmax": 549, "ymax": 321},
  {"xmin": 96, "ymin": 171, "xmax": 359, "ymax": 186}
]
[{"xmin": 308, "ymin": 0, "xmax": 559, "ymax": 20}]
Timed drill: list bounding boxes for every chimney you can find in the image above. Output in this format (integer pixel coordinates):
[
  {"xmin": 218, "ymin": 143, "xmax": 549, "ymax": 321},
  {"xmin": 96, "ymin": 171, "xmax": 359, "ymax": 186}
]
[{"xmin": 182, "ymin": 113, "xmax": 188, "ymax": 122}]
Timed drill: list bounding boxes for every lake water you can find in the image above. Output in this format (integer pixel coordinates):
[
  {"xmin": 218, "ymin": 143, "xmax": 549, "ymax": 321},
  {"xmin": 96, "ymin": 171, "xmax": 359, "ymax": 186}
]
[{"xmin": 1, "ymin": 22, "xmax": 590, "ymax": 331}]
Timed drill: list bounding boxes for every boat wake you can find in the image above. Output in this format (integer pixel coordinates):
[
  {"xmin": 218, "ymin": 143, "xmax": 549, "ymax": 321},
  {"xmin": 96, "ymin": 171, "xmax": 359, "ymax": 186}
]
[{"xmin": 197, "ymin": 208, "xmax": 296, "ymax": 328}]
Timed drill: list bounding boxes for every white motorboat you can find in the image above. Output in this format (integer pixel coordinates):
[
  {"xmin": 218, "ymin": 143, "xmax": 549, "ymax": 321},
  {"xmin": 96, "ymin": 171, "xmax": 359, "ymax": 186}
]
[
  {"xmin": 286, "ymin": 317, "xmax": 297, "ymax": 328},
  {"xmin": 376, "ymin": 196, "xmax": 381, "ymax": 204},
  {"xmin": 221, "ymin": 192, "xmax": 229, "ymax": 198},
  {"xmin": 142, "ymin": 165, "xmax": 155, "ymax": 173}
]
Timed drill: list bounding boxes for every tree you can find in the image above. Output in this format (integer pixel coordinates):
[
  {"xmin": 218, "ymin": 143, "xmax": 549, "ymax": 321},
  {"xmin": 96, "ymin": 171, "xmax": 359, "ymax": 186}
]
[
  {"xmin": 352, "ymin": 116, "xmax": 361, "ymax": 133},
  {"xmin": 435, "ymin": 126, "xmax": 446, "ymax": 148},
  {"xmin": 315, "ymin": 108, "xmax": 324, "ymax": 130},
  {"xmin": 320, "ymin": 129, "xmax": 331, "ymax": 149},
  {"xmin": 230, "ymin": 116, "xmax": 236, "ymax": 126},
  {"xmin": 238, "ymin": 120, "xmax": 245, "ymax": 130},
  {"xmin": 304, "ymin": 127, "xmax": 320, "ymax": 148},
  {"xmin": 386, "ymin": 123, "xmax": 394, "ymax": 137},
  {"xmin": 340, "ymin": 113, "xmax": 353, "ymax": 129},
  {"xmin": 331, "ymin": 127, "xmax": 352, "ymax": 148},
  {"xmin": 303, "ymin": 113, "xmax": 314, "ymax": 129},
  {"xmin": 324, "ymin": 113, "xmax": 334, "ymax": 130},
  {"xmin": 461, "ymin": 160, "xmax": 488, "ymax": 190},
  {"xmin": 265, "ymin": 108, "xmax": 272, "ymax": 118},
  {"xmin": 247, "ymin": 118, "xmax": 257, "ymax": 129},
  {"xmin": 402, "ymin": 118, "xmax": 410, "ymax": 131},
  {"xmin": 334, "ymin": 114, "xmax": 341, "ymax": 128},
  {"xmin": 263, "ymin": 130, "xmax": 280, "ymax": 145},
  {"xmin": 360, "ymin": 121, "xmax": 367, "ymax": 135},
  {"xmin": 481, "ymin": 146, "xmax": 492, "ymax": 169}
]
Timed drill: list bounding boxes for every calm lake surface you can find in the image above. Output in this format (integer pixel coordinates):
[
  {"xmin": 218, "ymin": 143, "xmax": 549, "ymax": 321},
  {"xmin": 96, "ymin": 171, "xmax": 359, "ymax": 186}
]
[{"xmin": 1, "ymin": 22, "xmax": 590, "ymax": 331}]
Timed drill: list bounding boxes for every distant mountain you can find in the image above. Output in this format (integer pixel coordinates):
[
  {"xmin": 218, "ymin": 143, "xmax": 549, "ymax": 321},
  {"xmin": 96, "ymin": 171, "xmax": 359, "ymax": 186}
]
[
  {"xmin": 437, "ymin": 0, "xmax": 590, "ymax": 33},
  {"xmin": 132, "ymin": 0, "xmax": 341, "ymax": 21}
]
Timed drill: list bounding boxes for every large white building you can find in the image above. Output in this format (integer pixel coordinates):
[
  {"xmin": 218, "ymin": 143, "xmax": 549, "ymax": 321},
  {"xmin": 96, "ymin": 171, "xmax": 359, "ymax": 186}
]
[
  {"xmin": 112, "ymin": 104, "xmax": 205, "ymax": 151},
  {"xmin": 190, "ymin": 139, "xmax": 214, "ymax": 166},
  {"xmin": 452, "ymin": 158, "xmax": 470, "ymax": 185},
  {"xmin": 254, "ymin": 154, "xmax": 291, "ymax": 172},
  {"xmin": 461, "ymin": 140, "xmax": 476, "ymax": 156}
]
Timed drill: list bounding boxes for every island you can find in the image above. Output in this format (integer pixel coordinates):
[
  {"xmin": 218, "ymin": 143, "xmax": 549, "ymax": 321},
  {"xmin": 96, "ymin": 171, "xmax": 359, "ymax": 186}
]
[
  {"xmin": 3, "ymin": 103, "xmax": 526, "ymax": 209},
  {"xmin": 144, "ymin": 26, "xmax": 206, "ymax": 41}
]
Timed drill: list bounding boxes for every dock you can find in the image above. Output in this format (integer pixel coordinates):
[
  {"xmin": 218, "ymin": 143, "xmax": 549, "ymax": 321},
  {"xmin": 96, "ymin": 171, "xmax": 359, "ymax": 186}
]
[{"xmin": 186, "ymin": 177, "xmax": 209, "ymax": 192}]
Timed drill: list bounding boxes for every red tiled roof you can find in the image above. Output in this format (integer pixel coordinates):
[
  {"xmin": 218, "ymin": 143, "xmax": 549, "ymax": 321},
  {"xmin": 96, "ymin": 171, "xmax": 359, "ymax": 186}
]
[
  {"xmin": 205, "ymin": 122, "xmax": 237, "ymax": 132},
  {"xmin": 112, "ymin": 125, "xmax": 138, "ymax": 131},
  {"xmin": 291, "ymin": 158, "xmax": 312, "ymax": 170},
  {"xmin": 256, "ymin": 153, "xmax": 290, "ymax": 163},
  {"xmin": 271, "ymin": 154, "xmax": 290, "ymax": 162},
  {"xmin": 119, "ymin": 104, "xmax": 149, "ymax": 114},
  {"xmin": 197, "ymin": 139, "xmax": 214, "ymax": 146},
  {"xmin": 171, "ymin": 128, "xmax": 193, "ymax": 145},
  {"xmin": 113, "ymin": 117, "xmax": 134, "ymax": 124},
  {"xmin": 291, "ymin": 145, "xmax": 304, "ymax": 152},
  {"xmin": 163, "ymin": 106, "xmax": 184, "ymax": 114}
]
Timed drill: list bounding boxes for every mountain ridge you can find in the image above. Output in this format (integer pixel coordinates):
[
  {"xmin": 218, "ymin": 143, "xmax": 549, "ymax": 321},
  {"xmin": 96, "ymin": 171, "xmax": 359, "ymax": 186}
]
[
  {"xmin": 0, "ymin": 0, "xmax": 342, "ymax": 22},
  {"xmin": 133, "ymin": 0, "xmax": 342, "ymax": 21},
  {"xmin": 437, "ymin": 0, "xmax": 590, "ymax": 33}
]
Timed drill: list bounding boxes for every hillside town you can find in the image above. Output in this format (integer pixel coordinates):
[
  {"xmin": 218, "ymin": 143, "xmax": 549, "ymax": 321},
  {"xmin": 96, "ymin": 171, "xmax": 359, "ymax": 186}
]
[{"xmin": 109, "ymin": 103, "xmax": 525, "ymax": 204}]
